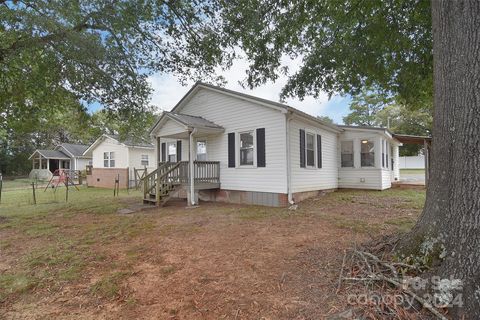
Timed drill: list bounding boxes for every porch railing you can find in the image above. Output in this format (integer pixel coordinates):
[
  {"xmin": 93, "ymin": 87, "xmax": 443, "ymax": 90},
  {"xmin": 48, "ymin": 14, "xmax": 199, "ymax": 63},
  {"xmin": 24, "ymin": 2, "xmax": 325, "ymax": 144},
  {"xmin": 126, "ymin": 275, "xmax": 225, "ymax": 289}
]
[
  {"xmin": 157, "ymin": 161, "xmax": 220, "ymax": 184},
  {"xmin": 144, "ymin": 161, "xmax": 220, "ymax": 201}
]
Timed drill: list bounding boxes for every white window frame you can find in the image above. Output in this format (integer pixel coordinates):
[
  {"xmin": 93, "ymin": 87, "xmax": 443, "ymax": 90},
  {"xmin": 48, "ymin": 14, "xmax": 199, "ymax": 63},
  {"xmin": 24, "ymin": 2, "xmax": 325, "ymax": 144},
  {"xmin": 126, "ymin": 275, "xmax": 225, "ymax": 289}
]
[
  {"xmin": 167, "ymin": 142, "xmax": 177, "ymax": 163},
  {"xmin": 196, "ymin": 140, "xmax": 207, "ymax": 161},
  {"xmin": 237, "ymin": 130, "xmax": 256, "ymax": 167},
  {"xmin": 305, "ymin": 131, "xmax": 316, "ymax": 168},
  {"xmin": 141, "ymin": 154, "xmax": 149, "ymax": 166},
  {"xmin": 104, "ymin": 152, "xmax": 115, "ymax": 168},
  {"xmin": 340, "ymin": 140, "xmax": 354, "ymax": 168},
  {"xmin": 360, "ymin": 139, "xmax": 375, "ymax": 167}
]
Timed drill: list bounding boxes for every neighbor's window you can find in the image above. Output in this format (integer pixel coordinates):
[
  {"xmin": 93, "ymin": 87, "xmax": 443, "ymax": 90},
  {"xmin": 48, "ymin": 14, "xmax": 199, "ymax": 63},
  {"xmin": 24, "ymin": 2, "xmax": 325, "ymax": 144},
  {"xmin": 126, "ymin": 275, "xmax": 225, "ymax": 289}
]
[
  {"xmin": 341, "ymin": 141, "xmax": 354, "ymax": 167},
  {"xmin": 306, "ymin": 133, "xmax": 315, "ymax": 167},
  {"xmin": 361, "ymin": 140, "xmax": 375, "ymax": 167},
  {"xmin": 168, "ymin": 143, "xmax": 176, "ymax": 162},
  {"xmin": 104, "ymin": 152, "xmax": 115, "ymax": 167},
  {"xmin": 196, "ymin": 141, "xmax": 207, "ymax": 161},
  {"xmin": 239, "ymin": 131, "xmax": 254, "ymax": 165},
  {"xmin": 141, "ymin": 154, "xmax": 149, "ymax": 166}
]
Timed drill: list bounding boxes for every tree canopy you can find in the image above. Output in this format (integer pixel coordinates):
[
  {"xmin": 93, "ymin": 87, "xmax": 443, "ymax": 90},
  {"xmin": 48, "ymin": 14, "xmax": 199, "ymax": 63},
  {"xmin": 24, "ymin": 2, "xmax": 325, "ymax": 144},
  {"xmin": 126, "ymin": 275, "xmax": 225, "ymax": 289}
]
[
  {"xmin": 221, "ymin": 0, "xmax": 432, "ymax": 108},
  {"xmin": 0, "ymin": 0, "xmax": 231, "ymax": 116}
]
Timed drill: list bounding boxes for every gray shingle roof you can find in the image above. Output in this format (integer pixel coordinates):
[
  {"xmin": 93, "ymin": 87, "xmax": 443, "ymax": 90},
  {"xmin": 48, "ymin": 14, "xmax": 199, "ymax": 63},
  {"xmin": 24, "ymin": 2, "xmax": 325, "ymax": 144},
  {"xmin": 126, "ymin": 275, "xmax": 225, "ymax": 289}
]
[
  {"xmin": 60, "ymin": 143, "xmax": 90, "ymax": 157},
  {"xmin": 165, "ymin": 112, "xmax": 223, "ymax": 129},
  {"xmin": 36, "ymin": 150, "xmax": 70, "ymax": 159},
  {"xmin": 106, "ymin": 134, "xmax": 153, "ymax": 148}
]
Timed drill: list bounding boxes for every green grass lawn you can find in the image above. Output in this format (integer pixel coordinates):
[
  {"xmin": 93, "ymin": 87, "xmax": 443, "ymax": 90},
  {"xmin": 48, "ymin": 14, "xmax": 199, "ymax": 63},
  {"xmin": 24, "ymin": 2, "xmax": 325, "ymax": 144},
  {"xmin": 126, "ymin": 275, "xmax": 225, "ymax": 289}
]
[
  {"xmin": 1, "ymin": 178, "xmax": 50, "ymax": 190},
  {"xmin": 400, "ymin": 168, "xmax": 425, "ymax": 174}
]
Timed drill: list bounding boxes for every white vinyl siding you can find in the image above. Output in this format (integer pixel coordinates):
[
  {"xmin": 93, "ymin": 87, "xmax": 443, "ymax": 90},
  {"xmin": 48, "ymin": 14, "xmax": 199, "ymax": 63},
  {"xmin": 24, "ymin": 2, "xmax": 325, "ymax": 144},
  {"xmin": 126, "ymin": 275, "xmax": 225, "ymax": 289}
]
[
  {"xmin": 175, "ymin": 88, "xmax": 287, "ymax": 193},
  {"xmin": 290, "ymin": 118, "xmax": 338, "ymax": 193}
]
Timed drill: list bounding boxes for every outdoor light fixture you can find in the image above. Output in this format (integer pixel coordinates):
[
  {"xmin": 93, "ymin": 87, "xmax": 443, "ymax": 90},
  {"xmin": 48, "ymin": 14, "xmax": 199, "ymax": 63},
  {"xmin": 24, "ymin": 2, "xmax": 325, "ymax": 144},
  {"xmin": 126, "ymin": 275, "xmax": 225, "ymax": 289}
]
[{"xmin": 361, "ymin": 140, "xmax": 368, "ymax": 144}]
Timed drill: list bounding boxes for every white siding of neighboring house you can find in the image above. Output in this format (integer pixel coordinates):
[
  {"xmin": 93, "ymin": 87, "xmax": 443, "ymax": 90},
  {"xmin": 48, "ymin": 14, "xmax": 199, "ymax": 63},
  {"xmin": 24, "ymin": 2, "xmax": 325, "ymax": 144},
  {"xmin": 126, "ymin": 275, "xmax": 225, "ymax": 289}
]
[
  {"xmin": 169, "ymin": 88, "xmax": 288, "ymax": 194},
  {"xmin": 127, "ymin": 147, "xmax": 156, "ymax": 178},
  {"xmin": 289, "ymin": 118, "xmax": 339, "ymax": 193},
  {"xmin": 338, "ymin": 129, "xmax": 396, "ymax": 190},
  {"xmin": 91, "ymin": 137, "xmax": 129, "ymax": 168},
  {"xmin": 76, "ymin": 158, "xmax": 91, "ymax": 171}
]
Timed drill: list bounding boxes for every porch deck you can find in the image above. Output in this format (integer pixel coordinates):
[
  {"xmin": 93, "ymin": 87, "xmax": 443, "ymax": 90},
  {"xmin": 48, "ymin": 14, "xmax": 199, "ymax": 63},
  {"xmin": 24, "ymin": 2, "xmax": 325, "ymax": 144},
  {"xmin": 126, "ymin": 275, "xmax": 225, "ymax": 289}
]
[{"xmin": 143, "ymin": 161, "xmax": 220, "ymax": 206}]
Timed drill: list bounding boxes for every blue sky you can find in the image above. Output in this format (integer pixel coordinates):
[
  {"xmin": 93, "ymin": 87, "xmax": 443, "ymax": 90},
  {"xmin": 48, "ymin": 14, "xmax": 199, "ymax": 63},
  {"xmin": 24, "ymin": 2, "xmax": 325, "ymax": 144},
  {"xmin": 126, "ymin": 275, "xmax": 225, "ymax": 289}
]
[{"xmin": 88, "ymin": 57, "xmax": 352, "ymax": 124}]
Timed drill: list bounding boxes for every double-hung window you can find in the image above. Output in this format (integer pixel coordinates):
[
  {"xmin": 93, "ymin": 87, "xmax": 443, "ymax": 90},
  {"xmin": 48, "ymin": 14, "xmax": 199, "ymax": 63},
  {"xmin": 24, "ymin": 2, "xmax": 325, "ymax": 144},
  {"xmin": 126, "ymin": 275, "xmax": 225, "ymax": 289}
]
[
  {"xmin": 341, "ymin": 141, "xmax": 354, "ymax": 167},
  {"xmin": 306, "ymin": 133, "xmax": 315, "ymax": 167},
  {"xmin": 196, "ymin": 141, "xmax": 207, "ymax": 161},
  {"xmin": 141, "ymin": 155, "xmax": 149, "ymax": 166},
  {"xmin": 361, "ymin": 140, "xmax": 375, "ymax": 167},
  {"xmin": 104, "ymin": 152, "xmax": 115, "ymax": 168},
  {"xmin": 239, "ymin": 131, "xmax": 254, "ymax": 166},
  {"xmin": 168, "ymin": 143, "xmax": 177, "ymax": 162}
]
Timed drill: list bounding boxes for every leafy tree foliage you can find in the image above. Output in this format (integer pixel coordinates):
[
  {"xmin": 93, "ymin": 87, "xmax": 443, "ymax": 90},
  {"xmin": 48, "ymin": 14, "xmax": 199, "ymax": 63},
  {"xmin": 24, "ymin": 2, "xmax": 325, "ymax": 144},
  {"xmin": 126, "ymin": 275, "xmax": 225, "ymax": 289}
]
[
  {"xmin": 221, "ymin": 0, "xmax": 432, "ymax": 107},
  {"xmin": 1, "ymin": 0, "xmax": 229, "ymax": 116},
  {"xmin": 0, "ymin": 0, "xmax": 227, "ymax": 175},
  {"xmin": 343, "ymin": 89, "xmax": 391, "ymax": 126}
]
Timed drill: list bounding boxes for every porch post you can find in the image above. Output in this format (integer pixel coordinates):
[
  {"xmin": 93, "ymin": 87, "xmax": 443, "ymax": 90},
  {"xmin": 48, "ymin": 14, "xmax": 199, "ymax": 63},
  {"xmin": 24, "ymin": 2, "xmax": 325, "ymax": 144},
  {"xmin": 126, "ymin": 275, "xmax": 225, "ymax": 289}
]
[
  {"xmin": 38, "ymin": 154, "xmax": 42, "ymax": 169},
  {"xmin": 189, "ymin": 130, "xmax": 196, "ymax": 206},
  {"xmin": 47, "ymin": 158, "xmax": 50, "ymax": 171}
]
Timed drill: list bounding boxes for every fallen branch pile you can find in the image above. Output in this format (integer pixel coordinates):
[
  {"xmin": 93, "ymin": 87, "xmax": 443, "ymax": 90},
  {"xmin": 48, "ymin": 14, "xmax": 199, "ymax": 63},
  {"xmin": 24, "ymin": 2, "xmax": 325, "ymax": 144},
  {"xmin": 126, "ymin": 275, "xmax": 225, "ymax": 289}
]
[{"xmin": 337, "ymin": 249, "xmax": 448, "ymax": 320}]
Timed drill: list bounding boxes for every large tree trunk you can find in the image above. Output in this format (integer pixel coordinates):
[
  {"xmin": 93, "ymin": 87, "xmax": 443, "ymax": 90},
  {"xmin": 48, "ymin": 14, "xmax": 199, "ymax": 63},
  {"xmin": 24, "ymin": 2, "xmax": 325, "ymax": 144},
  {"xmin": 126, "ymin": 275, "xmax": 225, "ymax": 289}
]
[{"xmin": 404, "ymin": 0, "xmax": 480, "ymax": 318}]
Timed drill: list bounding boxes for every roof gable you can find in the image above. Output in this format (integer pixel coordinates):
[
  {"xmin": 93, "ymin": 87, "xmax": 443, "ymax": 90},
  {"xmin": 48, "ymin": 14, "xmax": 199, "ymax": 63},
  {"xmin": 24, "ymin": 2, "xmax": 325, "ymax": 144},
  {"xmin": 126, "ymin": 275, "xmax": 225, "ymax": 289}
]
[
  {"xmin": 83, "ymin": 134, "xmax": 153, "ymax": 156},
  {"xmin": 150, "ymin": 82, "xmax": 342, "ymax": 134}
]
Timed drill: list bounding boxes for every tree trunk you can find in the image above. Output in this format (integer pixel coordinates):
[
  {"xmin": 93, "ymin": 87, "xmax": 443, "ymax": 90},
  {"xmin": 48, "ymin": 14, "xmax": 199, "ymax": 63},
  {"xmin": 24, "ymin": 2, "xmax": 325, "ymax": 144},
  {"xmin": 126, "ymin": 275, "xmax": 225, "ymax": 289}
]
[{"xmin": 403, "ymin": 0, "xmax": 480, "ymax": 318}]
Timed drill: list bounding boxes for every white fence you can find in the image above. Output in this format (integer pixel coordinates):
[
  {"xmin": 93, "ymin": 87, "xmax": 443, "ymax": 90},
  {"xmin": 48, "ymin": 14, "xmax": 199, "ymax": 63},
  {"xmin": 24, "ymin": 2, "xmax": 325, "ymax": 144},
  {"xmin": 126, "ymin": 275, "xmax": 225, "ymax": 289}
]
[{"xmin": 399, "ymin": 155, "xmax": 425, "ymax": 169}]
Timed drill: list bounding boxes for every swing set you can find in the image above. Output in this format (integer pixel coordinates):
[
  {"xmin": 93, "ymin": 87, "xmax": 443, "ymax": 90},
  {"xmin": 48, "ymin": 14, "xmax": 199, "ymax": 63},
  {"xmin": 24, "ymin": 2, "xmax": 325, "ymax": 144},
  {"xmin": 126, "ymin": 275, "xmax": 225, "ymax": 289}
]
[{"xmin": 44, "ymin": 169, "xmax": 79, "ymax": 193}]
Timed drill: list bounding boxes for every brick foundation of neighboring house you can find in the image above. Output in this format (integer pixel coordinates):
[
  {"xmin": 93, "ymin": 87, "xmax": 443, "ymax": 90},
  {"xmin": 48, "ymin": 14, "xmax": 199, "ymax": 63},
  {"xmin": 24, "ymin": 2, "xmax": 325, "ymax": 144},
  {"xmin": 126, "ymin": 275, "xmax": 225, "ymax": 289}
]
[{"xmin": 86, "ymin": 168, "xmax": 129, "ymax": 189}]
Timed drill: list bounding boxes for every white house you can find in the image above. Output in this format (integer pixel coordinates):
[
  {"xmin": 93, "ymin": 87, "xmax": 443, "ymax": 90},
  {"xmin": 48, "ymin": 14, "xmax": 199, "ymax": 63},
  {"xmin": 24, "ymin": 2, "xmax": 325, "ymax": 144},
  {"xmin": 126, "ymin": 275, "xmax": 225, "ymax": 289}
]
[
  {"xmin": 29, "ymin": 143, "xmax": 91, "ymax": 180},
  {"xmin": 83, "ymin": 134, "xmax": 155, "ymax": 188},
  {"xmin": 146, "ymin": 82, "xmax": 404, "ymax": 207}
]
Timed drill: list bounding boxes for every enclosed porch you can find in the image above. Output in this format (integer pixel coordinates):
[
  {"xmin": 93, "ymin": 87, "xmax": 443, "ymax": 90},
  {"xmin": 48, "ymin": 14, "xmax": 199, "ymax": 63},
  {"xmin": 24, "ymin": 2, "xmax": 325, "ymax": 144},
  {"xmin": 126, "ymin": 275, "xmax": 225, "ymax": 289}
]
[
  {"xmin": 146, "ymin": 112, "xmax": 224, "ymax": 206},
  {"xmin": 28, "ymin": 150, "xmax": 72, "ymax": 180}
]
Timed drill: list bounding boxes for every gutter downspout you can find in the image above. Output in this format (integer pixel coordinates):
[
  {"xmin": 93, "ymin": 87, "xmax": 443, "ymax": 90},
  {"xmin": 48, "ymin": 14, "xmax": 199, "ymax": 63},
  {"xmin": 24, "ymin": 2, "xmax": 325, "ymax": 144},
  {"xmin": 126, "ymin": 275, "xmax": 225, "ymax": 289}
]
[
  {"xmin": 285, "ymin": 112, "xmax": 294, "ymax": 204},
  {"xmin": 189, "ymin": 128, "xmax": 198, "ymax": 206}
]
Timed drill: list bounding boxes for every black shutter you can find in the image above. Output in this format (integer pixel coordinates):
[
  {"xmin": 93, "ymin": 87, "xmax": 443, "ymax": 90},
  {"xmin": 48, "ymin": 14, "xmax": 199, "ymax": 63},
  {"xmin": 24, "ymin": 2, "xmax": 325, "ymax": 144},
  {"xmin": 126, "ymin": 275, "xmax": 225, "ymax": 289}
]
[
  {"xmin": 299, "ymin": 129, "xmax": 306, "ymax": 168},
  {"xmin": 176, "ymin": 140, "xmax": 182, "ymax": 161},
  {"xmin": 256, "ymin": 128, "xmax": 266, "ymax": 167},
  {"xmin": 317, "ymin": 134, "xmax": 322, "ymax": 168},
  {"xmin": 157, "ymin": 137, "xmax": 161, "ymax": 164},
  {"xmin": 228, "ymin": 133, "xmax": 235, "ymax": 167},
  {"xmin": 161, "ymin": 143, "xmax": 166, "ymax": 162}
]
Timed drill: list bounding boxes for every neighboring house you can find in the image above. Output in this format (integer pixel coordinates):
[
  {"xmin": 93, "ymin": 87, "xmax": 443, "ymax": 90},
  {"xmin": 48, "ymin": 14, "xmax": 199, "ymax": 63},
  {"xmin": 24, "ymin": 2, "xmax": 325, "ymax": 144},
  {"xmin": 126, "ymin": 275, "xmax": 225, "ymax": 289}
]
[
  {"xmin": 29, "ymin": 143, "xmax": 91, "ymax": 180},
  {"xmin": 83, "ymin": 134, "xmax": 155, "ymax": 188},
  {"xmin": 146, "ymin": 82, "xmax": 408, "ymax": 207}
]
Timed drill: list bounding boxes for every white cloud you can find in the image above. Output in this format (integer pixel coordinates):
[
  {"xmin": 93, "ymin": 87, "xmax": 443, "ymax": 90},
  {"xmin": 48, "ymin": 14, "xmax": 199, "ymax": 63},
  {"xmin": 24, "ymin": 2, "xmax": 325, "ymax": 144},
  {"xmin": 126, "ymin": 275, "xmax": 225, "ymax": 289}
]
[{"xmin": 147, "ymin": 56, "xmax": 342, "ymax": 120}]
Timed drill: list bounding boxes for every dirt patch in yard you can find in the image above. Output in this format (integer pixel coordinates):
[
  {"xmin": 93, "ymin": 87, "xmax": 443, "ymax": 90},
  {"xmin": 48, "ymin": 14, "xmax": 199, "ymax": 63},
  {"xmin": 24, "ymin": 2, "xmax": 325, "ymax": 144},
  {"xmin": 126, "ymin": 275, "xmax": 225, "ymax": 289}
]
[{"xmin": 0, "ymin": 188, "xmax": 423, "ymax": 319}]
